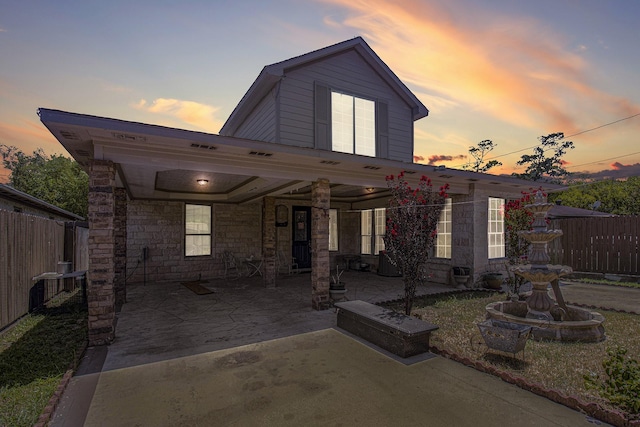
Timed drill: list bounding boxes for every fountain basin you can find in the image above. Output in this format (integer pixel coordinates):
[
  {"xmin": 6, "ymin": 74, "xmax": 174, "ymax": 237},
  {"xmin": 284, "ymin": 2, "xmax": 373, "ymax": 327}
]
[{"xmin": 486, "ymin": 301, "xmax": 606, "ymax": 343}]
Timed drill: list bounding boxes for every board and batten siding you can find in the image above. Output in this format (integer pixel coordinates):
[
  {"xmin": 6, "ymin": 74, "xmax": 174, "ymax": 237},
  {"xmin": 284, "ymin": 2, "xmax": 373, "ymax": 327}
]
[
  {"xmin": 232, "ymin": 86, "xmax": 278, "ymax": 142},
  {"xmin": 277, "ymin": 49, "xmax": 416, "ymax": 162}
]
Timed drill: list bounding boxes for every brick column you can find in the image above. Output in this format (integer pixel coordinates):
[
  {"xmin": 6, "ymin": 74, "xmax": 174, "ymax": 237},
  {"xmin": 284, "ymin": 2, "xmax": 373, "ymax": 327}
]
[
  {"xmin": 114, "ymin": 187, "xmax": 127, "ymax": 307},
  {"xmin": 87, "ymin": 160, "xmax": 116, "ymax": 345},
  {"xmin": 262, "ymin": 197, "xmax": 276, "ymax": 288},
  {"xmin": 311, "ymin": 179, "xmax": 330, "ymax": 310}
]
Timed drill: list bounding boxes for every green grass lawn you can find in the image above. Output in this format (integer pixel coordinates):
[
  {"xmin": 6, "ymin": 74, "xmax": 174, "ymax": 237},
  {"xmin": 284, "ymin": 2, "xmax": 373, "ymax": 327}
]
[
  {"xmin": 0, "ymin": 298, "xmax": 87, "ymax": 427},
  {"xmin": 406, "ymin": 292, "xmax": 640, "ymax": 419}
]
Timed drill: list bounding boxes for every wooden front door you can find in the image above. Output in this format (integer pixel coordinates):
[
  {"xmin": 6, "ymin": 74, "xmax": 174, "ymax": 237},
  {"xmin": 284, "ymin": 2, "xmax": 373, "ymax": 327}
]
[{"xmin": 292, "ymin": 206, "xmax": 311, "ymax": 269}]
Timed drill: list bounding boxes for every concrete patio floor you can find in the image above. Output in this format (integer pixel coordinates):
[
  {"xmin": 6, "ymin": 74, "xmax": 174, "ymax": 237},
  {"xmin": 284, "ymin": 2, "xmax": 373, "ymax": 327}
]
[{"xmin": 50, "ymin": 272, "xmax": 605, "ymax": 426}]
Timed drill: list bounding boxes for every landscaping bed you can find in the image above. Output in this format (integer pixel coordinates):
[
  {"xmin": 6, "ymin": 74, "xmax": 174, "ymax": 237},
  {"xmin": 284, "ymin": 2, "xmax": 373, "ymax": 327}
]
[
  {"xmin": 0, "ymin": 297, "xmax": 87, "ymax": 427},
  {"xmin": 393, "ymin": 292, "xmax": 639, "ymax": 426}
]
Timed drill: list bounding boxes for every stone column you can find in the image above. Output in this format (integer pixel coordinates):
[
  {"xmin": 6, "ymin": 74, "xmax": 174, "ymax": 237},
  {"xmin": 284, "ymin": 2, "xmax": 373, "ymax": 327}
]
[
  {"xmin": 311, "ymin": 179, "xmax": 330, "ymax": 310},
  {"xmin": 87, "ymin": 160, "xmax": 116, "ymax": 345},
  {"xmin": 262, "ymin": 197, "xmax": 276, "ymax": 288},
  {"xmin": 114, "ymin": 187, "xmax": 127, "ymax": 307}
]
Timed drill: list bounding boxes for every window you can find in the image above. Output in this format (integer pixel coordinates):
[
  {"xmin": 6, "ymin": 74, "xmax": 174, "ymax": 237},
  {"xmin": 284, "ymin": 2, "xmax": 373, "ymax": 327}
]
[
  {"xmin": 329, "ymin": 208, "xmax": 338, "ymax": 251},
  {"xmin": 436, "ymin": 198, "xmax": 452, "ymax": 258},
  {"xmin": 488, "ymin": 197, "xmax": 505, "ymax": 259},
  {"xmin": 361, "ymin": 208, "xmax": 385, "ymax": 255},
  {"xmin": 185, "ymin": 204, "xmax": 211, "ymax": 256},
  {"xmin": 331, "ymin": 92, "xmax": 375, "ymax": 157}
]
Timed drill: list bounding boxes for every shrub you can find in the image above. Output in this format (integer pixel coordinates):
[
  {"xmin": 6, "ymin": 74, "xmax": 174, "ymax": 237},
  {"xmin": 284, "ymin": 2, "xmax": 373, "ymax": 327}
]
[{"xmin": 584, "ymin": 346, "xmax": 640, "ymax": 415}]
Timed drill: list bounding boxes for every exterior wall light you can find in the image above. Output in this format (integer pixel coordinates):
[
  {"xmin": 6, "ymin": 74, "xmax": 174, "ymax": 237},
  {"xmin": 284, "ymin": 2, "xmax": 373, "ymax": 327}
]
[{"xmin": 197, "ymin": 179, "xmax": 209, "ymax": 185}]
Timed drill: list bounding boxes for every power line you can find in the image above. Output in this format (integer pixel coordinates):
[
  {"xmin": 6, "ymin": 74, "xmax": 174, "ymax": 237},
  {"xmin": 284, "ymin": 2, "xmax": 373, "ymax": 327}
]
[{"xmin": 450, "ymin": 112, "xmax": 640, "ymax": 168}]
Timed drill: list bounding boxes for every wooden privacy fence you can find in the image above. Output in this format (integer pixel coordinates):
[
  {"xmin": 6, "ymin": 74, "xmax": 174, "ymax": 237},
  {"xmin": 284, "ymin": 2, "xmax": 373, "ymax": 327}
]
[
  {"xmin": 549, "ymin": 216, "xmax": 639, "ymax": 276},
  {"xmin": 0, "ymin": 210, "xmax": 66, "ymax": 330}
]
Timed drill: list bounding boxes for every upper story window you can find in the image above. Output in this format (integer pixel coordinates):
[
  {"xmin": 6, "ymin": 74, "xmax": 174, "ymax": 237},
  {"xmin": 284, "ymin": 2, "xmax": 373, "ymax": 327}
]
[
  {"xmin": 331, "ymin": 91, "xmax": 376, "ymax": 157},
  {"xmin": 185, "ymin": 203, "xmax": 212, "ymax": 257},
  {"xmin": 488, "ymin": 197, "xmax": 505, "ymax": 259}
]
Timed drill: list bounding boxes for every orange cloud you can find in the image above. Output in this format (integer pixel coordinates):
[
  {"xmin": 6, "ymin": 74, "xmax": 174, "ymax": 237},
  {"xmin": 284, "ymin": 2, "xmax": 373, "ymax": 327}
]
[
  {"xmin": 133, "ymin": 98, "xmax": 224, "ymax": 132},
  {"xmin": 319, "ymin": 0, "xmax": 640, "ymax": 134},
  {"xmin": 427, "ymin": 154, "xmax": 466, "ymax": 165}
]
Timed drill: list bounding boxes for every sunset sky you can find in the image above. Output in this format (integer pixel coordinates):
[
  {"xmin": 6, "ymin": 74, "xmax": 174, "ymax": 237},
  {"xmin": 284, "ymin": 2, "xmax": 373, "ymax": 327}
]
[{"xmin": 1, "ymin": 0, "xmax": 639, "ymax": 183}]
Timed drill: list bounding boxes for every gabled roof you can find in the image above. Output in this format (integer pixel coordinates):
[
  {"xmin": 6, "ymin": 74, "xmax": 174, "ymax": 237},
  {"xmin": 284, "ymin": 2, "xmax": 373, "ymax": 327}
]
[
  {"xmin": 220, "ymin": 37, "xmax": 429, "ymax": 136},
  {"xmin": 0, "ymin": 184, "xmax": 84, "ymax": 220}
]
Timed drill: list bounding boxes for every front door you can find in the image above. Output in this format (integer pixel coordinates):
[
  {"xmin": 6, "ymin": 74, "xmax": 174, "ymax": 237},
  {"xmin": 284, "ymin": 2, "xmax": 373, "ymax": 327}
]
[{"xmin": 292, "ymin": 206, "xmax": 311, "ymax": 269}]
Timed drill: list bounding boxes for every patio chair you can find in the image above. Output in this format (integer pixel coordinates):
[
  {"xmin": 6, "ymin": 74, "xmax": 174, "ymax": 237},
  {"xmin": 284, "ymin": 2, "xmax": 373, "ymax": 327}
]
[
  {"xmin": 221, "ymin": 251, "xmax": 241, "ymax": 278},
  {"xmin": 277, "ymin": 250, "xmax": 298, "ymax": 275}
]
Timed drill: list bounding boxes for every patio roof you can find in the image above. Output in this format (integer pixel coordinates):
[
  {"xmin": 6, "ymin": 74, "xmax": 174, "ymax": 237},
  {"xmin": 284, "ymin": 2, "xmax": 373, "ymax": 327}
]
[{"xmin": 39, "ymin": 108, "xmax": 547, "ymax": 205}]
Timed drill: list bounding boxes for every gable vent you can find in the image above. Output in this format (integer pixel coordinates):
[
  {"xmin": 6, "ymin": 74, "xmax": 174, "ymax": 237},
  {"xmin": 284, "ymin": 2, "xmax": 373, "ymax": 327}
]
[
  {"xmin": 60, "ymin": 130, "xmax": 79, "ymax": 140},
  {"xmin": 363, "ymin": 165, "xmax": 382, "ymax": 170},
  {"xmin": 190, "ymin": 143, "xmax": 216, "ymax": 150},
  {"xmin": 248, "ymin": 151, "xmax": 273, "ymax": 157},
  {"xmin": 112, "ymin": 133, "xmax": 147, "ymax": 142},
  {"xmin": 320, "ymin": 160, "xmax": 340, "ymax": 165}
]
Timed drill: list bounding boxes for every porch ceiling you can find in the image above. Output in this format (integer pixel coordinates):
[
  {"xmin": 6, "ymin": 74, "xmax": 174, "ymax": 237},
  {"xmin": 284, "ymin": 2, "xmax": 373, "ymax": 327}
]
[{"xmin": 39, "ymin": 108, "xmax": 540, "ymax": 205}]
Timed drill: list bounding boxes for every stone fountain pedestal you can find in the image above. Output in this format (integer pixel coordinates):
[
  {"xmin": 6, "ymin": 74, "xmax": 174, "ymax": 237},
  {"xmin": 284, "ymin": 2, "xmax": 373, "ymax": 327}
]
[{"xmin": 485, "ymin": 190, "xmax": 605, "ymax": 342}]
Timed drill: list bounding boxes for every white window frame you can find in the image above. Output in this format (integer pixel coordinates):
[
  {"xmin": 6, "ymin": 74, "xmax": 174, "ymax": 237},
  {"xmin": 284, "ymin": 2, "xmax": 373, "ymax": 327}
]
[
  {"xmin": 361, "ymin": 208, "xmax": 385, "ymax": 255},
  {"xmin": 436, "ymin": 198, "xmax": 452, "ymax": 259},
  {"xmin": 488, "ymin": 197, "xmax": 505, "ymax": 259},
  {"xmin": 185, "ymin": 203, "xmax": 212, "ymax": 257},
  {"xmin": 331, "ymin": 91, "xmax": 375, "ymax": 157},
  {"xmin": 329, "ymin": 208, "xmax": 338, "ymax": 251}
]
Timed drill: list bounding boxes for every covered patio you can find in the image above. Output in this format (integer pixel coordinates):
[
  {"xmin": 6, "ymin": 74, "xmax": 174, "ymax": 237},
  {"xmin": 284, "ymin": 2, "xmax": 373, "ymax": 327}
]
[
  {"xmin": 50, "ymin": 272, "xmax": 595, "ymax": 427},
  {"xmin": 39, "ymin": 108, "xmax": 539, "ymax": 347}
]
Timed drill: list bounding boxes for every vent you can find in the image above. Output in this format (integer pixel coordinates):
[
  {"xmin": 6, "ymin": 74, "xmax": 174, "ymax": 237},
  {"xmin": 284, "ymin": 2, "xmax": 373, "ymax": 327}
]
[
  {"xmin": 75, "ymin": 149, "xmax": 91, "ymax": 157},
  {"xmin": 363, "ymin": 165, "xmax": 381, "ymax": 170},
  {"xmin": 249, "ymin": 151, "xmax": 273, "ymax": 157},
  {"xmin": 320, "ymin": 160, "xmax": 340, "ymax": 165},
  {"xmin": 60, "ymin": 130, "xmax": 79, "ymax": 140},
  {"xmin": 190, "ymin": 143, "xmax": 216, "ymax": 150},
  {"xmin": 112, "ymin": 133, "xmax": 147, "ymax": 142},
  {"xmin": 404, "ymin": 170, "xmax": 417, "ymax": 174}
]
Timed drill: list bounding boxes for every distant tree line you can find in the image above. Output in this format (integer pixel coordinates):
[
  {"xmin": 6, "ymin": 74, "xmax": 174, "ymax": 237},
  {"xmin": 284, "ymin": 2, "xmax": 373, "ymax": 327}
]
[{"xmin": 464, "ymin": 133, "xmax": 639, "ymax": 215}]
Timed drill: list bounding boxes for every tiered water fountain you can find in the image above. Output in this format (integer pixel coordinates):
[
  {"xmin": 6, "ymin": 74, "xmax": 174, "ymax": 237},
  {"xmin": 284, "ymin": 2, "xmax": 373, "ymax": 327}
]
[{"xmin": 485, "ymin": 190, "xmax": 605, "ymax": 342}]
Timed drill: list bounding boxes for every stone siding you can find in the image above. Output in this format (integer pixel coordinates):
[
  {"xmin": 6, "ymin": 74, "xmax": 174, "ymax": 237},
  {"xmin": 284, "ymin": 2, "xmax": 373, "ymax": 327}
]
[
  {"xmin": 87, "ymin": 160, "xmax": 116, "ymax": 346},
  {"xmin": 126, "ymin": 200, "xmax": 262, "ymax": 283}
]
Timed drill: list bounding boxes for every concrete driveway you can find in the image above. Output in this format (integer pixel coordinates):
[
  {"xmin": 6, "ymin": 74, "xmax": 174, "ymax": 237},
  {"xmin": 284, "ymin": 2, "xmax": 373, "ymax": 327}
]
[{"xmin": 50, "ymin": 272, "xmax": 603, "ymax": 426}]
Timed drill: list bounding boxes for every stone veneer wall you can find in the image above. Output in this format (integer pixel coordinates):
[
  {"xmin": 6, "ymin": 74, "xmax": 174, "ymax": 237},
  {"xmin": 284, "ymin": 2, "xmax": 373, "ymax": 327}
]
[
  {"xmin": 87, "ymin": 160, "xmax": 116, "ymax": 345},
  {"xmin": 114, "ymin": 188, "xmax": 127, "ymax": 306},
  {"xmin": 126, "ymin": 200, "xmax": 262, "ymax": 283}
]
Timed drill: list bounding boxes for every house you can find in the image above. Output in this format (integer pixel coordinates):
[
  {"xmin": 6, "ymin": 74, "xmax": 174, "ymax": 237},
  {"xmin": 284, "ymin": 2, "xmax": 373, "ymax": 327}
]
[
  {"xmin": 0, "ymin": 183, "xmax": 84, "ymax": 221},
  {"xmin": 38, "ymin": 37, "xmax": 555, "ymax": 345}
]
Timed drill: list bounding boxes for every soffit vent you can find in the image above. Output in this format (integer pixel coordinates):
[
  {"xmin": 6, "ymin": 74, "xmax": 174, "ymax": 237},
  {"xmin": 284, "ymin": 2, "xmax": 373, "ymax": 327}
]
[
  {"xmin": 363, "ymin": 165, "xmax": 381, "ymax": 170},
  {"xmin": 190, "ymin": 143, "xmax": 217, "ymax": 150},
  {"xmin": 248, "ymin": 151, "xmax": 273, "ymax": 157},
  {"xmin": 112, "ymin": 133, "xmax": 147, "ymax": 142},
  {"xmin": 60, "ymin": 130, "xmax": 79, "ymax": 140},
  {"xmin": 320, "ymin": 160, "xmax": 340, "ymax": 165}
]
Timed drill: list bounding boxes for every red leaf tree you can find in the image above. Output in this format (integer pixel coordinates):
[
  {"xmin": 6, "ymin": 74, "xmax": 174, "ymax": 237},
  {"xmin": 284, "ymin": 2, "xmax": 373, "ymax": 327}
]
[{"xmin": 383, "ymin": 172, "xmax": 449, "ymax": 314}]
